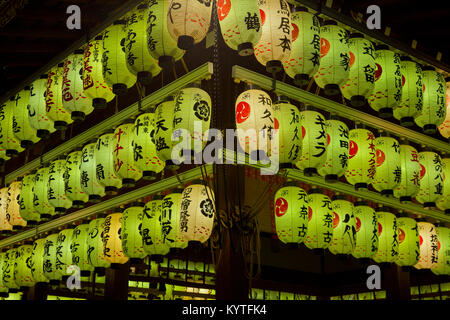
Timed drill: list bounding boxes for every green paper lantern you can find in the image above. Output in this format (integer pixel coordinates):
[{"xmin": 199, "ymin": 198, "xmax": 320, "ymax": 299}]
[
  {"xmin": 166, "ymin": 0, "xmax": 213, "ymax": 50},
  {"xmin": 340, "ymin": 34, "xmax": 375, "ymax": 107},
  {"xmin": 295, "ymin": 110, "xmax": 328, "ymax": 176},
  {"xmin": 154, "ymin": 98, "xmax": 176, "ymax": 164},
  {"xmin": 416, "ymin": 152, "xmax": 443, "ymax": 208},
  {"xmin": 124, "ymin": 4, "xmax": 161, "ymax": 84},
  {"xmin": 113, "ymin": 121, "xmax": 143, "ymax": 188},
  {"xmin": 0, "ymin": 187, "xmax": 13, "ymax": 234},
  {"xmin": 28, "ymin": 75, "xmax": 56, "ymax": 139},
  {"xmin": 414, "ymin": 222, "xmax": 439, "ymax": 269},
  {"xmin": 282, "ymin": 8, "xmax": 320, "ymax": 86},
  {"xmin": 352, "ymin": 203, "xmax": 379, "ymax": 259},
  {"xmin": 304, "ymin": 190, "xmax": 333, "ymax": 250},
  {"xmin": 254, "ymin": 0, "xmax": 291, "ymax": 73},
  {"xmin": 393, "ymin": 145, "xmax": 421, "ymax": 202},
  {"xmin": 368, "ymin": 47, "xmax": 402, "ymax": 118},
  {"xmin": 432, "ymin": 226, "xmax": 450, "ymax": 275},
  {"xmin": 18, "ymin": 173, "xmax": 41, "ymax": 224},
  {"xmin": 12, "ymin": 87, "xmax": 40, "ymax": 149},
  {"xmin": 217, "ymin": 0, "xmax": 262, "ymax": 56},
  {"xmin": 318, "ymin": 119, "xmax": 349, "ymax": 182},
  {"xmin": 62, "ymin": 51, "xmax": 94, "ymax": 122},
  {"xmin": 371, "ymin": 136, "xmax": 401, "ymax": 196},
  {"xmin": 102, "ymin": 21, "xmax": 137, "ymax": 95},
  {"xmin": 0, "ymin": 100, "xmax": 10, "ymax": 163},
  {"xmin": 328, "ymin": 197, "xmax": 356, "ymax": 255},
  {"xmin": 0, "ymin": 252, "xmax": 10, "ymax": 294},
  {"xmin": 373, "ymin": 209, "xmax": 398, "ymax": 263},
  {"xmin": 45, "ymin": 64, "xmax": 73, "ymax": 131},
  {"xmin": 87, "ymin": 218, "xmax": 110, "ymax": 268},
  {"xmin": 71, "ymin": 224, "xmax": 94, "ymax": 274},
  {"xmin": 414, "ymin": 68, "xmax": 447, "ymax": 134},
  {"xmin": 313, "ymin": 20, "xmax": 350, "ymax": 96},
  {"xmin": 146, "ymin": 0, "xmax": 185, "ymax": 66},
  {"xmin": 103, "ymin": 212, "xmax": 129, "ymax": 265},
  {"xmin": 95, "ymin": 131, "xmax": 123, "ymax": 194},
  {"xmin": 2, "ymin": 249, "xmax": 19, "ymax": 290},
  {"xmin": 142, "ymin": 196, "xmax": 170, "ymax": 256},
  {"xmin": 395, "ymin": 217, "xmax": 420, "ymax": 267},
  {"xmin": 121, "ymin": 203, "xmax": 147, "ymax": 259},
  {"xmin": 33, "ymin": 166, "xmax": 56, "ymax": 220},
  {"xmin": 43, "ymin": 234, "xmax": 62, "ymax": 282},
  {"xmin": 14, "ymin": 245, "xmax": 35, "ymax": 288},
  {"xmin": 132, "ymin": 112, "xmax": 165, "ymax": 180},
  {"xmin": 273, "ymin": 183, "xmax": 308, "ymax": 244},
  {"xmin": 55, "ymin": 228, "xmax": 74, "ymax": 278},
  {"xmin": 29, "ymin": 239, "xmax": 49, "ymax": 283},
  {"xmin": 437, "ymin": 79, "xmax": 450, "ymax": 138},
  {"xmin": 48, "ymin": 158, "xmax": 72, "ymax": 215},
  {"xmin": 3, "ymin": 97, "xmax": 24, "ymax": 157},
  {"xmin": 64, "ymin": 150, "xmax": 89, "ymax": 208},
  {"xmin": 6, "ymin": 181, "xmax": 26, "ymax": 229},
  {"xmin": 436, "ymin": 158, "xmax": 450, "ymax": 214},
  {"xmin": 83, "ymin": 36, "xmax": 115, "ymax": 109},
  {"xmin": 161, "ymin": 190, "xmax": 188, "ymax": 249},
  {"xmin": 80, "ymin": 140, "xmax": 106, "ymax": 202},
  {"xmin": 345, "ymin": 128, "xmax": 376, "ymax": 189},
  {"xmin": 272, "ymin": 100, "xmax": 302, "ymax": 168}
]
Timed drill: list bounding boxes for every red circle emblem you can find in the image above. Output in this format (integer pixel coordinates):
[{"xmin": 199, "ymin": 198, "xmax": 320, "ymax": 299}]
[
  {"xmin": 356, "ymin": 217, "xmax": 361, "ymax": 232},
  {"xmin": 376, "ymin": 149, "xmax": 385, "ymax": 167},
  {"xmin": 398, "ymin": 228, "xmax": 405, "ymax": 244},
  {"xmin": 349, "ymin": 51, "xmax": 355, "ymax": 68},
  {"xmin": 217, "ymin": 0, "xmax": 231, "ymax": 21},
  {"xmin": 274, "ymin": 118, "xmax": 279, "ymax": 130},
  {"xmin": 236, "ymin": 101, "xmax": 251, "ymax": 124},
  {"xmin": 291, "ymin": 23, "xmax": 299, "ymax": 42},
  {"xmin": 320, "ymin": 38, "xmax": 330, "ymax": 58},
  {"xmin": 301, "ymin": 126, "xmax": 306, "ymax": 139},
  {"xmin": 374, "ymin": 63, "xmax": 382, "ymax": 81},
  {"xmin": 423, "ymin": 84, "xmax": 425, "ymax": 92},
  {"xmin": 308, "ymin": 206, "xmax": 312, "ymax": 221},
  {"xmin": 401, "ymin": 75, "xmax": 405, "ymax": 87},
  {"xmin": 259, "ymin": 9, "xmax": 266, "ymax": 26},
  {"xmin": 333, "ymin": 212, "xmax": 339, "ymax": 229},
  {"xmin": 378, "ymin": 222, "xmax": 382, "ymax": 236},
  {"xmin": 327, "ymin": 134, "xmax": 331, "ymax": 145},
  {"xmin": 419, "ymin": 235, "xmax": 423, "ymax": 246},
  {"xmin": 349, "ymin": 140, "xmax": 358, "ymax": 159},
  {"xmin": 419, "ymin": 164, "xmax": 426, "ymax": 179},
  {"xmin": 275, "ymin": 197, "xmax": 288, "ymax": 217}
]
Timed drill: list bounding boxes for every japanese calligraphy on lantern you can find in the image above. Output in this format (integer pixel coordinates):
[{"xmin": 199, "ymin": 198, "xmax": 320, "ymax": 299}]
[
  {"xmin": 345, "ymin": 129, "xmax": 376, "ymax": 189},
  {"xmin": 393, "ymin": 145, "xmax": 421, "ymax": 202},
  {"xmin": 371, "ymin": 137, "xmax": 401, "ymax": 196},
  {"xmin": 304, "ymin": 191, "xmax": 333, "ymax": 249}
]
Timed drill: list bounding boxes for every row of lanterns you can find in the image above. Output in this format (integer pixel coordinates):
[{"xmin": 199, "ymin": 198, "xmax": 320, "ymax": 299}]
[
  {"xmin": 273, "ymin": 185, "xmax": 450, "ymax": 275},
  {"xmin": 236, "ymin": 88, "xmax": 450, "ymax": 212},
  {"xmin": 0, "ymin": 181, "xmax": 215, "ymax": 293}
]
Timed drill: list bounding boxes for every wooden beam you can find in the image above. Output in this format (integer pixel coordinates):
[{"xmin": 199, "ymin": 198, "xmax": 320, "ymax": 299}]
[
  {"xmin": 104, "ymin": 262, "xmax": 130, "ymax": 300},
  {"xmin": 0, "ymin": 28, "xmax": 82, "ymax": 39}
]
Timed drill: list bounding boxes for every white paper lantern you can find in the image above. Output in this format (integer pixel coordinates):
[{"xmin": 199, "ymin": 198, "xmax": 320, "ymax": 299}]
[
  {"xmin": 352, "ymin": 202, "xmax": 379, "ymax": 259},
  {"xmin": 3, "ymin": 97, "xmax": 24, "ymax": 157},
  {"xmin": 414, "ymin": 221, "xmax": 439, "ymax": 270},
  {"xmin": 71, "ymin": 223, "xmax": 94, "ymax": 275},
  {"xmin": 154, "ymin": 97, "xmax": 176, "ymax": 165},
  {"xmin": 103, "ymin": 210, "xmax": 130, "ymax": 266},
  {"xmin": 87, "ymin": 218, "xmax": 111, "ymax": 269},
  {"xmin": 29, "ymin": 238, "xmax": 49, "ymax": 283},
  {"xmin": 6, "ymin": 180, "xmax": 26, "ymax": 229},
  {"xmin": 432, "ymin": 226, "xmax": 450, "ymax": 276},
  {"xmin": 121, "ymin": 202, "xmax": 147, "ymax": 260},
  {"xmin": 0, "ymin": 187, "xmax": 13, "ymax": 235},
  {"xmin": 43, "ymin": 233, "xmax": 62, "ymax": 283},
  {"xmin": 304, "ymin": 189, "xmax": 334, "ymax": 250},
  {"xmin": 395, "ymin": 216, "xmax": 420, "ymax": 267},
  {"xmin": 0, "ymin": 100, "xmax": 11, "ymax": 164}
]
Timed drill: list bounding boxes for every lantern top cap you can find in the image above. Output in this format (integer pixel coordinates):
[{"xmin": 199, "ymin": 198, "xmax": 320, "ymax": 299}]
[
  {"xmin": 186, "ymin": 82, "xmax": 201, "ymax": 89},
  {"xmin": 349, "ymin": 33, "xmax": 364, "ymax": 39},
  {"xmin": 24, "ymin": 86, "xmax": 30, "ymax": 90},
  {"xmin": 95, "ymin": 35, "xmax": 103, "ymax": 40},
  {"xmin": 16, "ymin": 176, "xmax": 23, "ymax": 182},
  {"xmin": 163, "ymin": 95, "xmax": 175, "ymax": 102},
  {"xmin": 84, "ymin": 138, "xmax": 98, "ymax": 146},
  {"xmin": 309, "ymin": 188, "xmax": 323, "ymax": 194},
  {"xmin": 322, "ymin": 20, "xmax": 337, "ymax": 26},
  {"xmin": 102, "ymin": 129, "xmax": 115, "ymax": 135},
  {"xmin": 375, "ymin": 206, "xmax": 391, "ymax": 213},
  {"xmin": 190, "ymin": 179, "xmax": 204, "ymax": 185},
  {"xmin": 30, "ymin": 169, "xmax": 37, "ymax": 174},
  {"xmin": 170, "ymin": 188, "xmax": 184, "ymax": 194},
  {"xmin": 39, "ymin": 74, "xmax": 48, "ymax": 79},
  {"xmin": 246, "ymin": 83, "xmax": 261, "ymax": 90},
  {"xmin": 151, "ymin": 195, "xmax": 164, "ymax": 201},
  {"xmin": 137, "ymin": 3, "xmax": 148, "ymax": 9},
  {"xmin": 374, "ymin": 44, "xmax": 390, "ymax": 51},
  {"xmin": 329, "ymin": 114, "xmax": 342, "ymax": 121},
  {"xmin": 74, "ymin": 49, "xmax": 84, "ymax": 55},
  {"xmin": 397, "ymin": 212, "xmax": 409, "ymax": 218},
  {"xmin": 275, "ymin": 95, "xmax": 290, "ymax": 103},
  {"xmin": 72, "ymin": 146, "xmax": 84, "ymax": 152},
  {"xmin": 332, "ymin": 194, "xmax": 347, "ymax": 201},
  {"xmin": 111, "ymin": 207, "xmax": 124, "ymax": 213},
  {"xmin": 354, "ymin": 201, "xmax": 369, "ymax": 207},
  {"xmin": 400, "ymin": 56, "xmax": 412, "ymax": 62},
  {"xmin": 122, "ymin": 118, "xmax": 135, "ymax": 125},
  {"xmin": 128, "ymin": 201, "xmax": 145, "ymax": 208},
  {"xmin": 57, "ymin": 62, "xmax": 64, "ymax": 68},
  {"xmin": 284, "ymin": 181, "xmax": 299, "ymax": 187},
  {"xmin": 56, "ymin": 155, "xmax": 67, "ymax": 161},
  {"xmin": 445, "ymin": 76, "xmax": 450, "ymax": 82},
  {"xmin": 422, "ymin": 65, "xmax": 435, "ymax": 71},
  {"xmin": 113, "ymin": 19, "xmax": 126, "ymax": 25},
  {"xmin": 416, "ymin": 217, "xmax": 428, "ymax": 222},
  {"xmin": 292, "ymin": 6, "xmax": 309, "ymax": 12}
]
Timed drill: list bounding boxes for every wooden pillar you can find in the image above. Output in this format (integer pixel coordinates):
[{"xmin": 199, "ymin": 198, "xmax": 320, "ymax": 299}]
[
  {"xmin": 104, "ymin": 262, "xmax": 130, "ymax": 300},
  {"xmin": 26, "ymin": 282, "xmax": 48, "ymax": 300},
  {"xmin": 383, "ymin": 264, "xmax": 411, "ymax": 300}
]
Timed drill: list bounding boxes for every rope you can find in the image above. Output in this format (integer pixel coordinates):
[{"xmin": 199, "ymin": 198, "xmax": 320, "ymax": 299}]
[{"xmin": 181, "ymin": 58, "xmax": 189, "ymax": 74}]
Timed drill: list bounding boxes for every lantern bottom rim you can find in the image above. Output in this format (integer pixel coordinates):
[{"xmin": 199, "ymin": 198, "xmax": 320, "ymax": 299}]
[
  {"xmin": 324, "ymin": 84, "xmax": 340, "ymax": 96},
  {"xmin": 294, "ymin": 73, "xmax": 310, "ymax": 87},
  {"xmin": 165, "ymin": 160, "xmax": 180, "ymax": 171},
  {"xmin": 303, "ymin": 168, "xmax": 318, "ymax": 177},
  {"xmin": 122, "ymin": 178, "xmax": 136, "ymax": 188},
  {"xmin": 12, "ymin": 225, "xmax": 23, "ymax": 231},
  {"xmin": 89, "ymin": 195, "xmax": 102, "ymax": 203},
  {"xmin": 445, "ymin": 209, "xmax": 450, "ymax": 215},
  {"xmin": 36, "ymin": 129, "xmax": 51, "ymax": 139},
  {"xmin": 5, "ymin": 149, "xmax": 18, "ymax": 157},
  {"xmin": 350, "ymin": 95, "xmax": 366, "ymax": 108},
  {"xmin": 93, "ymin": 98, "xmax": 107, "ymax": 109},
  {"xmin": 400, "ymin": 117, "xmax": 415, "ymax": 127},
  {"xmin": 354, "ymin": 183, "xmax": 368, "ymax": 190},
  {"xmin": 8, "ymin": 289, "xmax": 19, "ymax": 293},
  {"xmin": 95, "ymin": 267, "xmax": 106, "ymax": 277},
  {"xmin": 0, "ymin": 230, "xmax": 12, "ymax": 236},
  {"xmin": 137, "ymin": 71, "xmax": 153, "ymax": 86},
  {"xmin": 72, "ymin": 200, "xmax": 85, "ymax": 208},
  {"xmin": 143, "ymin": 171, "xmax": 157, "ymax": 180},
  {"xmin": 71, "ymin": 111, "xmax": 86, "ymax": 122},
  {"xmin": 378, "ymin": 108, "xmax": 393, "ymax": 119},
  {"xmin": 26, "ymin": 220, "xmax": 38, "ymax": 226},
  {"xmin": 423, "ymin": 202, "xmax": 436, "ymax": 208},
  {"xmin": 110, "ymin": 263, "xmax": 124, "ymax": 269},
  {"xmin": 325, "ymin": 174, "xmax": 338, "ymax": 183},
  {"xmin": 150, "ymin": 254, "xmax": 164, "ymax": 263},
  {"xmin": 159, "ymin": 55, "xmax": 175, "ymax": 69},
  {"xmin": 279, "ymin": 163, "xmax": 294, "ymax": 170},
  {"xmin": 105, "ymin": 186, "xmax": 119, "ymax": 195},
  {"xmin": 423, "ymin": 124, "xmax": 437, "ymax": 135},
  {"xmin": 20, "ymin": 140, "xmax": 33, "ymax": 149},
  {"xmin": 129, "ymin": 258, "xmax": 144, "ymax": 265},
  {"xmin": 54, "ymin": 121, "xmax": 68, "ymax": 131},
  {"xmin": 380, "ymin": 189, "xmax": 394, "ymax": 196},
  {"xmin": 80, "ymin": 271, "xmax": 91, "ymax": 277},
  {"xmin": 177, "ymin": 35, "xmax": 194, "ymax": 50},
  {"xmin": 266, "ymin": 60, "xmax": 283, "ymax": 74},
  {"xmin": 399, "ymin": 196, "xmax": 412, "ymax": 202},
  {"xmin": 238, "ymin": 42, "xmax": 254, "ymax": 57},
  {"xmin": 40, "ymin": 214, "xmax": 51, "ymax": 221},
  {"xmin": 55, "ymin": 207, "xmax": 67, "ymax": 214},
  {"xmin": 49, "ymin": 280, "xmax": 60, "ymax": 286},
  {"xmin": 113, "ymin": 83, "xmax": 128, "ymax": 96}
]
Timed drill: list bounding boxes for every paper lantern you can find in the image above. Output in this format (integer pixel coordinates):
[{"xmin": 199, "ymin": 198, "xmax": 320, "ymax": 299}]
[
  {"xmin": 12, "ymin": 87, "xmax": 40, "ymax": 149},
  {"xmin": 29, "ymin": 239, "xmax": 49, "ymax": 283},
  {"xmin": 416, "ymin": 151, "xmax": 443, "ymax": 208},
  {"xmin": 103, "ymin": 210, "xmax": 130, "ymax": 266},
  {"xmin": 352, "ymin": 202, "xmax": 379, "ymax": 259},
  {"xmin": 102, "ymin": 21, "xmax": 137, "ymax": 95},
  {"xmin": 371, "ymin": 136, "xmax": 401, "ymax": 196},
  {"xmin": 71, "ymin": 224, "xmax": 94, "ymax": 275},
  {"xmin": 436, "ymin": 158, "xmax": 450, "ymax": 214},
  {"xmin": 48, "ymin": 157, "xmax": 72, "ymax": 215},
  {"xmin": 0, "ymin": 252, "xmax": 10, "ymax": 295},
  {"xmin": 113, "ymin": 120, "xmax": 143, "ymax": 187},
  {"xmin": 235, "ymin": 88, "xmax": 274, "ymax": 160},
  {"xmin": 3, "ymin": 97, "xmax": 24, "ymax": 157},
  {"xmin": 393, "ymin": 145, "xmax": 421, "ymax": 202},
  {"xmin": 87, "ymin": 218, "xmax": 110, "ymax": 269},
  {"xmin": 313, "ymin": 20, "xmax": 350, "ymax": 96},
  {"xmin": 340, "ymin": 34, "xmax": 375, "ymax": 107},
  {"xmin": 6, "ymin": 181, "xmax": 26, "ymax": 229},
  {"xmin": 14, "ymin": 245, "xmax": 36, "ymax": 288},
  {"xmin": 2, "ymin": 249, "xmax": 19, "ymax": 291},
  {"xmin": 43, "ymin": 234, "xmax": 62, "ymax": 283},
  {"xmin": 132, "ymin": 112, "xmax": 165, "ymax": 180},
  {"xmin": 55, "ymin": 228, "xmax": 74, "ymax": 278},
  {"xmin": 28, "ymin": 74, "xmax": 57, "ymax": 139},
  {"xmin": 18, "ymin": 172, "xmax": 41, "ymax": 225},
  {"xmin": 64, "ymin": 150, "xmax": 89, "ymax": 208},
  {"xmin": 367, "ymin": 46, "xmax": 402, "ymax": 118},
  {"xmin": 318, "ymin": 119, "xmax": 349, "ymax": 182},
  {"xmin": 254, "ymin": 0, "xmax": 291, "ymax": 73},
  {"xmin": 80, "ymin": 139, "xmax": 106, "ymax": 202},
  {"xmin": 154, "ymin": 97, "xmax": 176, "ymax": 165},
  {"xmin": 172, "ymin": 85, "xmax": 212, "ymax": 164},
  {"xmin": 437, "ymin": 78, "xmax": 450, "ymax": 138},
  {"xmin": 62, "ymin": 50, "xmax": 94, "ymax": 122},
  {"xmin": 0, "ymin": 101, "xmax": 10, "ymax": 164},
  {"xmin": 304, "ymin": 189, "xmax": 333, "ymax": 250},
  {"xmin": 124, "ymin": 4, "xmax": 162, "ymax": 84},
  {"xmin": 432, "ymin": 226, "xmax": 450, "ymax": 275},
  {"xmin": 45, "ymin": 63, "xmax": 73, "ymax": 131},
  {"xmin": 142, "ymin": 196, "xmax": 170, "ymax": 256},
  {"xmin": 271, "ymin": 98, "xmax": 302, "ymax": 168},
  {"xmin": 166, "ymin": 0, "xmax": 212, "ymax": 50},
  {"xmin": 94, "ymin": 130, "xmax": 123, "ymax": 194},
  {"xmin": 345, "ymin": 128, "xmax": 376, "ymax": 189},
  {"xmin": 146, "ymin": 0, "xmax": 185, "ymax": 67},
  {"xmin": 0, "ymin": 187, "xmax": 13, "ymax": 235},
  {"xmin": 161, "ymin": 189, "xmax": 188, "ymax": 249},
  {"xmin": 414, "ymin": 67, "xmax": 447, "ymax": 134},
  {"xmin": 217, "ymin": 0, "xmax": 262, "ymax": 56},
  {"xmin": 121, "ymin": 202, "xmax": 146, "ymax": 260},
  {"xmin": 273, "ymin": 182, "xmax": 308, "ymax": 244},
  {"xmin": 83, "ymin": 36, "xmax": 116, "ymax": 109},
  {"xmin": 33, "ymin": 166, "xmax": 56, "ymax": 220},
  {"xmin": 328, "ymin": 196, "xmax": 356, "ymax": 255},
  {"xmin": 395, "ymin": 216, "xmax": 420, "ymax": 267},
  {"xmin": 372, "ymin": 208, "xmax": 398, "ymax": 263},
  {"xmin": 295, "ymin": 110, "xmax": 328, "ymax": 176},
  {"xmin": 414, "ymin": 221, "xmax": 439, "ymax": 269},
  {"xmin": 179, "ymin": 181, "xmax": 215, "ymax": 243},
  {"xmin": 282, "ymin": 7, "xmax": 320, "ymax": 86}
]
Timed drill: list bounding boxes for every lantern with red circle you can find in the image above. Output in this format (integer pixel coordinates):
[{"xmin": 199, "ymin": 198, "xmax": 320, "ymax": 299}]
[
  {"xmin": 415, "ymin": 151, "xmax": 443, "ymax": 208},
  {"xmin": 438, "ymin": 78, "xmax": 450, "ymax": 139},
  {"xmin": 254, "ymin": 0, "xmax": 291, "ymax": 73},
  {"xmin": 12, "ymin": 87, "xmax": 40, "ymax": 149},
  {"xmin": 371, "ymin": 136, "xmax": 401, "ymax": 196},
  {"xmin": 393, "ymin": 145, "xmax": 421, "ymax": 203},
  {"xmin": 328, "ymin": 195, "xmax": 356, "ymax": 255},
  {"xmin": 373, "ymin": 208, "xmax": 398, "ymax": 263},
  {"xmin": 313, "ymin": 20, "xmax": 350, "ymax": 96},
  {"xmin": 436, "ymin": 158, "xmax": 450, "ymax": 214},
  {"xmin": 274, "ymin": 182, "xmax": 309, "ymax": 244},
  {"xmin": 304, "ymin": 189, "xmax": 333, "ymax": 250},
  {"xmin": 414, "ymin": 221, "xmax": 439, "ymax": 270},
  {"xmin": 352, "ymin": 202, "xmax": 379, "ymax": 259},
  {"xmin": 431, "ymin": 226, "xmax": 450, "ymax": 275},
  {"xmin": 395, "ymin": 215, "xmax": 420, "ymax": 267}
]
